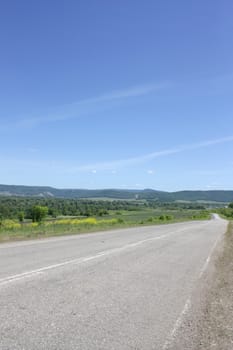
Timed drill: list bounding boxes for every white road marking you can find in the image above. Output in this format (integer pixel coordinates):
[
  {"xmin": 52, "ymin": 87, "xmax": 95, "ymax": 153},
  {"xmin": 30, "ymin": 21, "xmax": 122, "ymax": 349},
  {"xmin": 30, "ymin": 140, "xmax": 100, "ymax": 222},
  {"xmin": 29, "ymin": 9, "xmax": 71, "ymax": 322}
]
[
  {"xmin": 162, "ymin": 298, "xmax": 191, "ymax": 350},
  {"xmin": 162, "ymin": 227, "xmax": 224, "ymax": 349},
  {"xmin": 199, "ymin": 234, "xmax": 221, "ymax": 278},
  {"xmin": 0, "ymin": 231, "xmax": 179, "ymax": 287},
  {"xmin": 0, "ymin": 225, "xmax": 195, "ymax": 288},
  {"xmin": 0, "ymin": 221, "xmax": 210, "ymax": 249}
]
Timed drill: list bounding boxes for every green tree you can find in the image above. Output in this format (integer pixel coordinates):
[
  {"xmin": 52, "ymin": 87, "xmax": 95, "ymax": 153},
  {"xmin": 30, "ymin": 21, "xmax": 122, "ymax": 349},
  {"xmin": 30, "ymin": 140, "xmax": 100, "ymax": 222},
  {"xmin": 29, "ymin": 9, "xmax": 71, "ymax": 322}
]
[
  {"xmin": 18, "ymin": 211, "xmax": 24, "ymax": 222},
  {"xmin": 228, "ymin": 202, "xmax": 233, "ymax": 209},
  {"xmin": 31, "ymin": 206, "xmax": 48, "ymax": 222}
]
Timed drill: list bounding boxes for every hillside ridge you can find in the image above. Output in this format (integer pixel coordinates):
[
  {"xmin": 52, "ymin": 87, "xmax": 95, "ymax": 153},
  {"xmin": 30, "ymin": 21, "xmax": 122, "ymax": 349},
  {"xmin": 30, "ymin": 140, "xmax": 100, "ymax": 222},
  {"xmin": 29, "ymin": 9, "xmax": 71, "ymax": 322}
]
[{"xmin": 0, "ymin": 184, "xmax": 232, "ymax": 202}]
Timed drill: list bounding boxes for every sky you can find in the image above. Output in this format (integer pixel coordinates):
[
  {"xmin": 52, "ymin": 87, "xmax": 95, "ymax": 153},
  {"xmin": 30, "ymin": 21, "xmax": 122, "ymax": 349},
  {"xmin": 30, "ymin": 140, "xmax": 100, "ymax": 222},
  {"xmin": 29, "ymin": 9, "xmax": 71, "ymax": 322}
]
[{"xmin": 0, "ymin": 0, "xmax": 233, "ymax": 191}]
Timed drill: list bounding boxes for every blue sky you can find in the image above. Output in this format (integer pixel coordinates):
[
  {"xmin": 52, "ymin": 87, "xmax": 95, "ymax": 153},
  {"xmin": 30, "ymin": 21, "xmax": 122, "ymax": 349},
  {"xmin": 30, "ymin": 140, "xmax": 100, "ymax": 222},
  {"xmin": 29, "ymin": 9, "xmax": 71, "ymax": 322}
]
[{"xmin": 0, "ymin": 0, "xmax": 233, "ymax": 190}]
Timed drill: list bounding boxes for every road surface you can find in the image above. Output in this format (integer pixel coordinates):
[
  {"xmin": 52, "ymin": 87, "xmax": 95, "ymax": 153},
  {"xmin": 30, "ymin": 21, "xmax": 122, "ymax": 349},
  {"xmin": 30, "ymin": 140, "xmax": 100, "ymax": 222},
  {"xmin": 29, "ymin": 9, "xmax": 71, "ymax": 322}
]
[{"xmin": 0, "ymin": 216, "xmax": 227, "ymax": 349}]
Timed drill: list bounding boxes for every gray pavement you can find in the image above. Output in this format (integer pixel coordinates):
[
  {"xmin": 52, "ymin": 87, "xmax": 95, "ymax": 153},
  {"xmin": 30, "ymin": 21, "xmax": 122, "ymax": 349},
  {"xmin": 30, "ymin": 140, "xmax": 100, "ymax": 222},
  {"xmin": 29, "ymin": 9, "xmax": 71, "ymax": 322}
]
[{"xmin": 0, "ymin": 216, "xmax": 227, "ymax": 349}]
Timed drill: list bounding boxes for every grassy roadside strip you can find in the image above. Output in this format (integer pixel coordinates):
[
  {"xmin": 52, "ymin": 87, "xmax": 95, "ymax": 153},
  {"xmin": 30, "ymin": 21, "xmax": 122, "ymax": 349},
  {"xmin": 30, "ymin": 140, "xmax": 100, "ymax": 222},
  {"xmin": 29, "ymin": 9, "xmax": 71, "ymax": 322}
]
[
  {"xmin": 0, "ymin": 210, "xmax": 210, "ymax": 243},
  {"xmin": 195, "ymin": 220, "xmax": 233, "ymax": 349}
]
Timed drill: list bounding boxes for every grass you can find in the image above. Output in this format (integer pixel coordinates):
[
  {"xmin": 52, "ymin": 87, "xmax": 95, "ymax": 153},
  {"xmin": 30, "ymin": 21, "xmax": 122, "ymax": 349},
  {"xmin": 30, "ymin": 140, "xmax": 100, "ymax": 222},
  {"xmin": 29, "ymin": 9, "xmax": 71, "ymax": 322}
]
[
  {"xmin": 0, "ymin": 208, "xmax": 210, "ymax": 243},
  {"xmin": 214, "ymin": 207, "xmax": 233, "ymax": 220}
]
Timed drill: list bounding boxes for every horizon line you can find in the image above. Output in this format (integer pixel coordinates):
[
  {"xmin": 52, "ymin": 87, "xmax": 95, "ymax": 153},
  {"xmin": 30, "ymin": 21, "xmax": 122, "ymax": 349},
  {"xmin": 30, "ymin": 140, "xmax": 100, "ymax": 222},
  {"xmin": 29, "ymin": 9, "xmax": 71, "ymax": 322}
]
[{"xmin": 0, "ymin": 183, "xmax": 232, "ymax": 193}]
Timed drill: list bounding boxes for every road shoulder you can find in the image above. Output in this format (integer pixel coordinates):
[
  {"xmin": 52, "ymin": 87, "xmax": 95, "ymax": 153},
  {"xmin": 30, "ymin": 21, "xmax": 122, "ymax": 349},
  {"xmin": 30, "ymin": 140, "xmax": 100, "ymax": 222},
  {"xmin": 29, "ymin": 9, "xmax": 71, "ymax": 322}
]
[
  {"xmin": 169, "ymin": 221, "xmax": 233, "ymax": 349},
  {"xmin": 195, "ymin": 221, "xmax": 233, "ymax": 349}
]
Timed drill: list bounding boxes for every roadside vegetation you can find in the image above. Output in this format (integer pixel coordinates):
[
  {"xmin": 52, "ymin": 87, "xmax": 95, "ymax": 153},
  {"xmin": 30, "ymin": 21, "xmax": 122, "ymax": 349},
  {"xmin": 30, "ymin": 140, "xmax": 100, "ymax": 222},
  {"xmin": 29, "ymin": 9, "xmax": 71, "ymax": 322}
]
[
  {"xmin": 215, "ymin": 202, "xmax": 233, "ymax": 220},
  {"xmin": 0, "ymin": 196, "xmax": 211, "ymax": 242}
]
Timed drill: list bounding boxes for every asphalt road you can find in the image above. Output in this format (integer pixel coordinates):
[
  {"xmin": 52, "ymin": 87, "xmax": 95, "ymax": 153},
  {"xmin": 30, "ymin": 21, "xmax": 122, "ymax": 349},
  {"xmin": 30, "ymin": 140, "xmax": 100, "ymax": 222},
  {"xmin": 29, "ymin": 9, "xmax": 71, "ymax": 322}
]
[{"xmin": 0, "ymin": 216, "xmax": 227, "ymax": 349}]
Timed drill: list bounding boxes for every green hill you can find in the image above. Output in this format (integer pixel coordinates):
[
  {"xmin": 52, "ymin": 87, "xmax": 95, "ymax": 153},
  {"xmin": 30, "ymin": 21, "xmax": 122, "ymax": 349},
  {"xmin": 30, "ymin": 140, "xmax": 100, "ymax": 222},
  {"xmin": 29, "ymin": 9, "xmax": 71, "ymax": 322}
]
[{"xmin": 0, "ymin": 184, "xmax": 232, "ymax": 202}]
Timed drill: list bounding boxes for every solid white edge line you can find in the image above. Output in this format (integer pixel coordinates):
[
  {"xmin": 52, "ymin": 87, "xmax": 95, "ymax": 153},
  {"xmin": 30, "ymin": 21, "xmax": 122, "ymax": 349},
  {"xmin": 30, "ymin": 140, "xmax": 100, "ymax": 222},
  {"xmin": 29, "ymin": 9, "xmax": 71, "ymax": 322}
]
[
  {"xmin": 162, "ymin": 229, "xmax": 224, "ymax": 349},
  {"xmin": 198, "ymin": 234, "xmax": 222, "ymax": 278},
  {"xmin": 162, "ymin": 298, "xmax": 191, "ymax": 350}
]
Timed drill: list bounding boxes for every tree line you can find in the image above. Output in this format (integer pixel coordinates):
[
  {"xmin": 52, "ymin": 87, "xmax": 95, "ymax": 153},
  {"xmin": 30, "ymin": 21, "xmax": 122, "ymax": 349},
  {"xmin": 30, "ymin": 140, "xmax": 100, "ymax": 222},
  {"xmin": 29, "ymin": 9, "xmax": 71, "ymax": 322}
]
[
  {"xmin": 0, "ymin": 196, "xmax": 211, "ymax": 223},
  {"xmin": 0, "ymin": 197, "xmax": 144, "ymax": 221}
]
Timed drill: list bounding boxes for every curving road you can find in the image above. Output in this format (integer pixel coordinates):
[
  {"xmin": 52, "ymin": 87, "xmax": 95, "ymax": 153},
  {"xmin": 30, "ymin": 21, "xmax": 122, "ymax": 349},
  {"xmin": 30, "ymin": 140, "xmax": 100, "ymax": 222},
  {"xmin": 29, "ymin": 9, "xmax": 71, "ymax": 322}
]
[{"xmin": 0, "ymin": 216, "xmax": 227, "ymax": 349}]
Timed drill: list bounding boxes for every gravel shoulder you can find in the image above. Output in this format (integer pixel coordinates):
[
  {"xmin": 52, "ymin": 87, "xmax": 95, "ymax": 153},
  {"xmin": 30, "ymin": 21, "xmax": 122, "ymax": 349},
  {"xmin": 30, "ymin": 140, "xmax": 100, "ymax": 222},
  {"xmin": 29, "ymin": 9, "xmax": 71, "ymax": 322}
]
[
  {"xmin": 196, "ymin": 220, "xmax": 233, "ymax": 349},
  {"xmin": 170, "ymin": 220, "xmax": 233, "ymax": 349}
]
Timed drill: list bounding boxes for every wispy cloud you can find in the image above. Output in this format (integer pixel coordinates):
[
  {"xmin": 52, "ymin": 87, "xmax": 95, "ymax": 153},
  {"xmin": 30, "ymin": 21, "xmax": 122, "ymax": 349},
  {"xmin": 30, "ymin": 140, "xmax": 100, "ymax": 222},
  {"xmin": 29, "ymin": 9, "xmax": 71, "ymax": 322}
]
[
  {"xmin": 4, "ymin": 82, "xmax": 169, "ymax": 129},
  {"xmin": 2, "ymin": 135, "xmax": 232, "ymax": 178},
  {"xmin": 67, "ymin": 135, "xmax": 233, "ymax": 172},
  {"xmin": 96, "ymin": 82, "xmax": 169, "ymax": 100}
]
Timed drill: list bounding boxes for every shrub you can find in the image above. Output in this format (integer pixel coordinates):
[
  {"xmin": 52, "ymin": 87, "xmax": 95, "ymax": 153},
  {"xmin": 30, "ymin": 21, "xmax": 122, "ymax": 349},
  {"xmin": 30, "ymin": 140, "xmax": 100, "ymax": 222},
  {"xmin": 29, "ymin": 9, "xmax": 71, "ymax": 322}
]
[
  {"xmin": 147, "ymin": 217, "xmax": 154, "ymax": 222},
  {"xmin": 31, "ymin": 206, "xmax": 48, "ymax": 222},
  {"xmin": 1, "ymin": 220, "xmax": 21, "ymax": 230}
]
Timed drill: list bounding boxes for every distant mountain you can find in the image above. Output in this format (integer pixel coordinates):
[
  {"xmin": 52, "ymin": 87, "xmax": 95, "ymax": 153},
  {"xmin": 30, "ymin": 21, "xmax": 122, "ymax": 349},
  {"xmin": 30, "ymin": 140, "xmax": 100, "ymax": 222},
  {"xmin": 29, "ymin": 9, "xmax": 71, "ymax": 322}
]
[
  {"xmin": 0, "ymin": 184, "xmax": 159, "ymax": 200},
  {"xmin": 171, "ymin": 190, "xmax": 233, "ymax": 203},
  {"xmin": 0, "ymin": 184, "xmax": 232, "ymax": 203}
]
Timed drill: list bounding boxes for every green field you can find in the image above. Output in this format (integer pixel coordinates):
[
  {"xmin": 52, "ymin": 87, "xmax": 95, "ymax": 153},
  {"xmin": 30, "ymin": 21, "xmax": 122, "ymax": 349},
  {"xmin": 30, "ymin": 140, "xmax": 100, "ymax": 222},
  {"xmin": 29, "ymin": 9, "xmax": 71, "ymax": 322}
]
[{"xmin": 0, "ymin": 208, "xmax": 210, "ymax": 243}]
